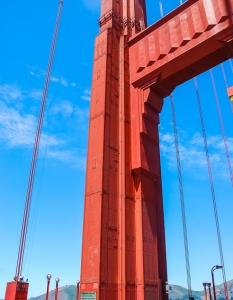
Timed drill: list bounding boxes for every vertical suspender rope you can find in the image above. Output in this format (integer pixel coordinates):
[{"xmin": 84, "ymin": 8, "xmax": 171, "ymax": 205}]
[
  {"xmin": 221, "ymin": 63, "xmax": 233, "ymax": 114},
  {"xmin": 158, "ymin": 1, "xmax": 193, "ymax": 298},
  {"xmin": 158, "ymin": 0, "xmax": 164, "ymax": 18},
  {"xmin": 229, "ymin": 59, "xmax": 233, "ymax": 74},
  {"xmin": 170, "ymin": 95, "xmax": 193, "ymax": 299},
  {"xmin": 15, "ymin": 0, "xmax": 64, "ymax": 280},
  {"xmin": 179, "ymin": 1, "xmax": 229, "ymax": 296},
  {"xmin": 210, "ymin": 69, "xmax": 233, "ymax": 186},
  {"xmin": 194, "ymin": 78, "xmax": 229, "ymax": 300},
  {"xmin": 24, "ymin": 0, "xmax": 76, "ymax": 278},
  {"xmin": 160, "ymin": 0, "xmax": 229, "ymax": 297}
]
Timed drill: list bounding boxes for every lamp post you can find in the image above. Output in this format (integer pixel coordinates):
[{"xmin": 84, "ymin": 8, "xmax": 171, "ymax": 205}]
[
  {"xmin": 203, "ymin": 283, "xmax": 208, "ymax": 300},
  {"xmin": 54, "ymin": 278, "xmax": 60, "ymax": 300},
  {"xmin": 45, "ymin": 274, "xmax": 52, "ymax": 300},
  {"xmin": 211, "ymin": 265, "xmax": 222, "ymax": 300},
  {"xmin": 207, "ymin": 283, "xmax": 212, "ymax": 300},
  {"xmin": 76, "ymin": 280, "xmax": 80, "ymax": 300}
]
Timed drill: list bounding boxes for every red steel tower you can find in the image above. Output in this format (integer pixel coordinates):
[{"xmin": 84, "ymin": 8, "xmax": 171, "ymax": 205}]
[
  {"xmin": 80, "ymin": 0, "xmax": 233, "ymax": 299},
  {"xmin": 80, "ymin": 1, "xmax": 167, "ymax": 299}
]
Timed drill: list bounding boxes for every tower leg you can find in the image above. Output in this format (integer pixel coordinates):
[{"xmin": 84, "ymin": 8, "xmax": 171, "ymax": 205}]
[
  {"xmin": 131, "ymin": 87, "xmax": 168, "ymax": 300},
  {"xmin": 80, "ymin": 11, "xmax": 168, "ymax": 300}
]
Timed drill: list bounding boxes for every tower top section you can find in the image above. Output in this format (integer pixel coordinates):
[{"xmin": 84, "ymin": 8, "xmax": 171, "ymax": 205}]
[{"xmin": 99, "ymin": 0, "xmax": 147, "ymax": 34}]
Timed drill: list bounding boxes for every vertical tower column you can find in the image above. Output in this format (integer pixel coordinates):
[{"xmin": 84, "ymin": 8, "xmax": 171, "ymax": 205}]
[
  {"xmin": 131, "ymin": 86, "xmax": 168, "ymax": 300},
  {"xmin": 80, "ymin": 1, "xmax": 168, "ymax": 300},
  {"xmin": 80, "ymin": 26, "xmax": 121, "ymax": 300}
]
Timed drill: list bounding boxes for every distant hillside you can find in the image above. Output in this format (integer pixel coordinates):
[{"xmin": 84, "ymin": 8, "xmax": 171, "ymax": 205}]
[
  {"xmin": 29, "ymin": 285, "xmax": 76, "ymax": 300},
  {"xmin": 169, "ymin": 279, "xmax": 233, "ymax": 300},
  {"xmin": 2, "ymin": 280, "xmax": 233, "ymax": 300},
  {"xmin": 168, "ymin": 284, "xmax": 203, "ymax": 300},
  {"xmin": 213, "ymin": 279, "xmax": 233, "ymax": 300}
]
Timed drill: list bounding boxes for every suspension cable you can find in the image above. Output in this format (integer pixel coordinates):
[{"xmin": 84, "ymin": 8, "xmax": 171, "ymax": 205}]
[
  {"xmin": 15, "ymin": 0, "xmax": 64, "ymax": 281},
  {"xmin": 157, "ymin": 0, "xmax": 193, "ymax": 297},
  {"xmin": 158, "ymin": 1, "xmax": 229, "ymax": 298},
  {"xmin": 170, "ymin": 94, "xmax": 192, "ymax": 299},
  {"xmin": 221, "ymin": 63, "xmax": 233, "ymax": 114},
  {"xmin": 210, "ymin": 69, "xmax": 233, "ymax": 187},
  {"xmin": 180, "ymin": 2, "xmax": 229, "ymax": 296},
  {"xmin": 229, "ymin": 59, "xmax": 233, "ymax": 74},
  {"xmin": 158, "ymin": 0, "xmax": 164, "ymax": 17},
  {"xmin": 194, "ymin": 77, "xmax": 229, "ymax": 300},
  {"xmin": 23, "ymin": 0, "xmax": 76, "ymax": 278}
]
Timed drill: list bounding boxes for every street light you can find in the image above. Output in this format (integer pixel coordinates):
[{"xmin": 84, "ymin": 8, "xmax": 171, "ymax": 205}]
[
  {"xmin": 76, "ymin": 280, "xmax": 80, "ymax": 300},
  {"xmin": 203, "ymin": 283, "xmax": 208, "ymax": 300},
  {"xmin": 207, "ymin": 283, "xmax": 212, "ymax": 300},
  {"xmin": 211, "ymin": 265, "xmax": 222, "ymax": 300},
  {"xmin": 45, "ymin": 274, "xmax": 52, "ymax": 300},
  {"xmin": 54, "ymin": 278, "xmax": 60, "ymax": 300}
]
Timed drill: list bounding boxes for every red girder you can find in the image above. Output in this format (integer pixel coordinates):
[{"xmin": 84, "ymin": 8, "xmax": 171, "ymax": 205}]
[{"xmin": 129, "ymin": 0, "xmax": 233, "ymax": 97}]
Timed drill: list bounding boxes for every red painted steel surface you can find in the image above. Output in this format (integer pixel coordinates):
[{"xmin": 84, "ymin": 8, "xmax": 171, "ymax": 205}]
[
  {"xmin": 129, "ymin": 0, "xmax": 233, "ymax": 97},
  {"xmin": 5, "ymin": 282, "xmax": 17, "ymax": 300},
  {"xmin": 5, "ymin": 282, "xmax": 29, "ymax": 300},
  {"xmin": 80, "ymin": 0, "xmax": 233, "ymax": 299}
]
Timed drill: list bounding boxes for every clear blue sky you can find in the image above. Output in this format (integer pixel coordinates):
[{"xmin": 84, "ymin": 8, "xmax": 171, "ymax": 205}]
[{"xmin": 0, "ymin": 0, "xmax": 233, "ymax": 298}]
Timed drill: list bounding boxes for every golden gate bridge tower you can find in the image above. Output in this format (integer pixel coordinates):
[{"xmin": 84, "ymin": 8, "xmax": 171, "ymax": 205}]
[
  {"xmin": 80, "ymin": 0, "xmax": 233, "ymax": 299},
  {"xmin": 3, "ymin": 1, "xmax": 233, "ymax": 300}
]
